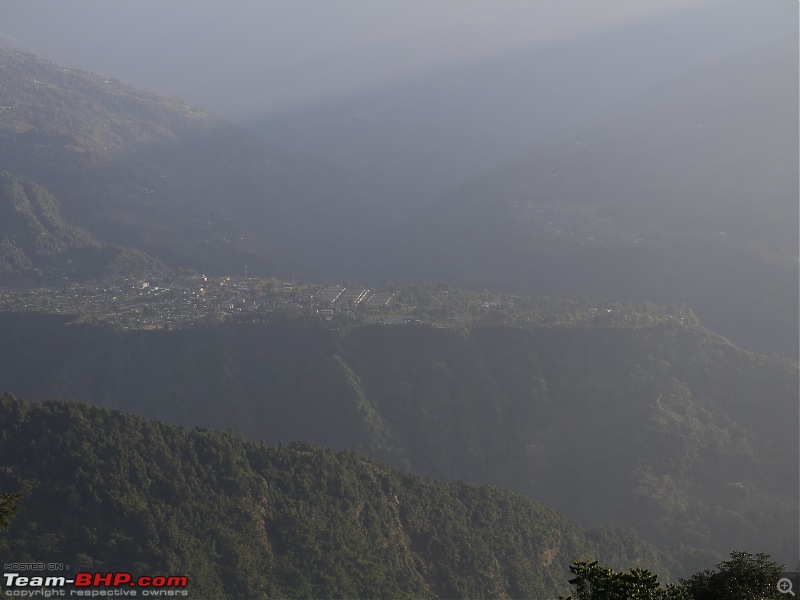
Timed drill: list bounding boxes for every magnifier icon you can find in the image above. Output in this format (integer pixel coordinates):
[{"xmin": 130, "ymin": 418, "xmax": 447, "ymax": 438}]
[{"xmin": 778, "ymin": 577, "xmax": 796, "ymax": 596}]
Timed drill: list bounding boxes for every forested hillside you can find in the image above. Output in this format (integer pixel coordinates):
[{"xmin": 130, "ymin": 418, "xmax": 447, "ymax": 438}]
[
  {"xmin": 0, "ymin": 171, "xmax": 161, "ymax": 279},
  {"xmin": 0, "ymin": 315, "xmax": 795, "ymax": 572},
  {"xmin": 0, "ymin": 48, "xmax": 383, "ymax": 281},
  {"xmin": 0, "ymin": 394, "xmax": 677, "ymax": 599},
  {"xmin": 1, "ymin": 6, "xmax": 795, "ymax": 599}
]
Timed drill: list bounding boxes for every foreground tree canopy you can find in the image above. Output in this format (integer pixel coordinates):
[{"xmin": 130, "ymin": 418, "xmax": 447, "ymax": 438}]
[
  {"xmin": 680, "ymin": 551, "xmax": 786, "ymax": 600},
  {"xmin": 562, "ymin": 561, "xmax": 689, "ymax": 599},
  {"xmin": 563, "ymin": 552, "xmax": 786, "ymax": 600}
]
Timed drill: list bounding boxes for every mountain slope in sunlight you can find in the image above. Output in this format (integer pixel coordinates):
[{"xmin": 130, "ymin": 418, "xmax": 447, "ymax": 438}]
[{"xmin": 0, "ymin": 48, "xmax": 384, "ymax": 281}]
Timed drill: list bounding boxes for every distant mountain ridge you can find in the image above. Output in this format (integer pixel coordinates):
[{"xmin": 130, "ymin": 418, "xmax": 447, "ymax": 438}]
[
  {"xmin": 385, "ymin": 39, "xmax": 799, "ymax": 357},
  {"xmin": 0, "ymin": 43, "xmax": 795, "ymax": 357},
  {"xmin": 247, "ymin": 35, "xmax": 799, "ymax": 358},
  {"xmin": 435, "ymin": 41, "xmax": 797, "ymax": 248},
  {"xmin": 0, "ymin": 48, "xmax": 384, "ymax": 281},
  {"xmin": 246, "ymin": 3, "xmax": 792, "ymax": 218}
]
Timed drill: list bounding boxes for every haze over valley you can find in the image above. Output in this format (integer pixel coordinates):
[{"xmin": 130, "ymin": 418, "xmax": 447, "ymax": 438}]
[{"xmin": 0, "ymin": 2, "xmax": 797, "ymax": 598}]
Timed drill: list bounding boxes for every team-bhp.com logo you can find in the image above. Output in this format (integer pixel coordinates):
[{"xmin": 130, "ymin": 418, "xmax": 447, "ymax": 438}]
[{"xmin": 3, "ymin": 571, "xmax": 189, "ymax": 596}]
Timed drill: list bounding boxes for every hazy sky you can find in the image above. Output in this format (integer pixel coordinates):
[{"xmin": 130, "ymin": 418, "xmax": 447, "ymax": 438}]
[{"xmin": 0, "ymin": 0, "xmax": 788, "ymax": 119}]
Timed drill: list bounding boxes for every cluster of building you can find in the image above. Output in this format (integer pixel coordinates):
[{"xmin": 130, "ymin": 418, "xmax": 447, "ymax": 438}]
[
  {"xmin": 0, "ymin": 273, "xmax": 687, "ymax": 331},
  {"xmin": 0, "ymin": 275, "xmax": 408, "ymax": 330}
]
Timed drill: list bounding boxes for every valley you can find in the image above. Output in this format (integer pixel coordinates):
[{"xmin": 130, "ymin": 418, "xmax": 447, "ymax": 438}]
[{"xmin": 0, "ymin": 4, "xmax": 797, "ymax": 597}]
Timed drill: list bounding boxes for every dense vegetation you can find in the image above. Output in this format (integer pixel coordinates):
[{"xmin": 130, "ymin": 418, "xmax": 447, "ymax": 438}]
[
  {"xmin": 0, "ymin": 394, "xmax": 678, "ymax": 599},
  {"xmin": 562, "ymin": 552, "xmax": 787, "ymax": 599},
  {"xmin": 0, "ymin": 171, "xmax": 162, "ymax": 279},
  {"xmin": 679, "ymin": 552, "xmax": 787, "ymax": 600},
  {"xmin": 0, "ymin": 314, "xmax": 795, "ymax": 574},
  {"xmin": 563, "ymin": 560, "xmax": 689, "ymax": 599}
]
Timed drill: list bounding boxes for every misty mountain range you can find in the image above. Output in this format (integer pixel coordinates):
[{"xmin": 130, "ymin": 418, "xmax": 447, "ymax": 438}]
[
  {"xmin": 0, "ymin": 32, "xmax": 796, "ymax": 356},
  {"xmin": 246, "ymin": 6, "xmax": 793, "ymax": 215},
  {"xmin": 0, "ymin": 4, "xmax": 797, "ymax": 597}
]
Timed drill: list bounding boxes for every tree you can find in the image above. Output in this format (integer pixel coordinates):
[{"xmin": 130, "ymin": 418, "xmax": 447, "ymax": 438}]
[
  {"xmin": 0, "ymin": 492, "xmax": 21, "ymax": 530},
  {"xmin": 561, "ymin": 560, "xmax": 689, "ymax": 600},
  {"xmin": 563, "ymin": 552, "xmax": 788, "ymax": 600},
  {"xmin": 680, "ymin": 551, "xmax": 785, "ymax": 600}
]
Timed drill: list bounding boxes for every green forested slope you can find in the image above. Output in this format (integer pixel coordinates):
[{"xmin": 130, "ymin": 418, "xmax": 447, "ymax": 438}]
[
  {"xmin": 0, "ymin": 394, "xmax": 676, "ymax": 599},
  {"xmin": 0, "ymin": 315, "xmax": 794, "ymax": 572},
  {"xmin": 0, "ymin": 171, "xmax": 162, "ymax": 279}
]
